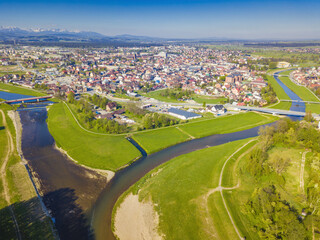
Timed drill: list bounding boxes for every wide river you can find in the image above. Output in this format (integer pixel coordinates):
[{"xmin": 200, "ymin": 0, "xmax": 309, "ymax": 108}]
[{"xmin": 0, "ymin": 71, "xmax": 304, "ymax": 240}]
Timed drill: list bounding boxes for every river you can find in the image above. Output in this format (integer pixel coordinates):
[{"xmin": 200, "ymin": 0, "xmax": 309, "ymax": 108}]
[
  {"xmin": 274, "ymin": 71, "xmax": 305, "ymax": 112},
  {"xmin": 0, "ymin": 71, "xmax": 304, "ymax": 240}
]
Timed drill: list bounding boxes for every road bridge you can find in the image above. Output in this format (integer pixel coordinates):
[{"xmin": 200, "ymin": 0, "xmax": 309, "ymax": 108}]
[
  {"xmin": 2, "ymin": 95, "xmax": 53, "ymax": 104},
  {"xmin": 226, "ymin": 104, "xmax": 308, "ymax": 117}
]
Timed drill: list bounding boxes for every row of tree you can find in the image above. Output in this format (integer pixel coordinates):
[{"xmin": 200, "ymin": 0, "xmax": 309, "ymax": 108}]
[
  {"xmin": 160, "ymin": 88, "xmax": 192, "ymax": 100},
  {"xmin": 67, "ymin": 93, "xmax": 128, "ymax": 134},
  {"xmin": 87, "ymin": 94, "xmax": 110, "ymax": 109},
  {"xmin": 260, "ymin": 77, "xmax": 277, "ymax": 104},
  {"xmin": 141, "ymin": 113, "xmax": 180, "ymax": 130}
]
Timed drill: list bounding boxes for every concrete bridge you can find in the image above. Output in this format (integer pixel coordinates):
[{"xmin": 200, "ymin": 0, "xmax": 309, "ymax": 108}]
[
  {"xmin": 225, "ymin": 104, "xmax": 307, "ymax": 117},
  {"xmin": 2, "ymin": 95, "xmax": 53, "ymax": 104}
]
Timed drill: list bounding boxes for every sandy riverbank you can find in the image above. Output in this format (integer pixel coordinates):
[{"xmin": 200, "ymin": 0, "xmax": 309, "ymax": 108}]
[
  {"xmin": 114, "ymin": 193, "xmax": 162, "ymax": 240},
  {"xmin": 8, "ymin": 110, "xmax": 23, "ymax": 157}
]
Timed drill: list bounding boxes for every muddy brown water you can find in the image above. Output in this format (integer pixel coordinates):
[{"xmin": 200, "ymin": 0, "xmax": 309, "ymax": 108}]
[{"xmin": 19, "ymin": 108, "xmax": 108, "ymax": 240}]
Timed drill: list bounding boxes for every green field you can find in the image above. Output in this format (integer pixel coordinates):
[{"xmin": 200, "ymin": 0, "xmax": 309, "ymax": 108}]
[
  {"xmin": 305, "ymin": 103, "xmax": 320, "ymax": 114},
  {"xmin": 113, "ymin": 139, "xmax": 253, "ymax": 240},
  {"xmin": 268, "ymin": 101, "xmax": 292, "ymax": 110},
  {"xmin": 131, "ymin": 112, "xmax": 277, "ymax": 153},
  {"xmin": 0, "ymin": 83, "xmax": 46, "ymax": 97},
  {"xmin": 143, "ymin": 89, "xmax": 227, "ymax": 105},
  {"xmin": 142, "ymin": 89, "xmax": 182, "ymax": 103},
  {"xmin": 179, "ymin": 112, "xmax": 277, "ymax": 138},
  {"xmin": 192, "ymin": 96, "xmax": 227, "ymax": 104},
  {"xmin": 47, "ymin": 102, "xmax": 141, "ymax": 171},
  {"xmin": 132, "ymin": 127, "xmax": 190, "ymax": 154}
]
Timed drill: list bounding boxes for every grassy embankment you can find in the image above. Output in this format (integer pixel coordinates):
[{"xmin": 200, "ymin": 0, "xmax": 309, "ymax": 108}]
[
  {"xmin": 277, "ymin": 72, "xmax": 320, "ymax": 114},
  {"xmin": 47, "ymin": 102, "xmax": 141, "ymax": 171},
  {"xmin": 0, "ymin": 104, "xmax": 55, "ymax": 239},
  {"xmin": 132, "ymin": 112, "xmax": 278, "ymax": 154},
  {"xmin": 0, "ymin": 82, "xmax": 46, "ymax": 97},
  {"xmin": 112, "ymin": 138, "xmax": 256, "ymax": 240}
]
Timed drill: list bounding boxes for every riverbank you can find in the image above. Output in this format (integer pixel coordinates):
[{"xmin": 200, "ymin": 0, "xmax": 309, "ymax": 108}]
[
  {"xmin": 114, "ymin": 193, "xmax": 162, "ymax": 240},
  {"xmin": 0, "ymin": 106, "xmax": 56, "ymax": 239},
  {"xmin": 8, "ymin": 110, "xmax": 23, "ymax": 157},
  {"xmin": 53, "ymin": 143, "xmax": 115, "ymax": 182}
]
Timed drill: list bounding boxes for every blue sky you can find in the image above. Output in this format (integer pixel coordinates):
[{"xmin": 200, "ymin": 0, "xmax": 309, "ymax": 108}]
[{"xmin": 1, "ymin": 0, "xmax": 320, "ymax": 39}]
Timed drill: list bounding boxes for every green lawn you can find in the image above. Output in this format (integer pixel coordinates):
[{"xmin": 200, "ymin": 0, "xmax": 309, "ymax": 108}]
[
  {"xmin": 269, "ymin": 101, "xmax": 292, "ymax": 110},
  {"xmin": 192, "ymin": 96, "xmax": 227, "ymax": 104},
  {"xmin": 0, "ymin": 83, "xmax": 46, "ymax": 97},
  {"xmin": 131, "ymin": 112, "xmax": 277, "ymax": 154},
  {"xmin": 278, "ymin": 75, "xmax": 320, "ymax": 102},
  {"xmin": 142, "ymin": 89, "xmax": 182, "ymax": 103},
  {"xmin": 114, "ymin": 139, "xmax": 252, "ymax": 240},
  {"xmin": 179, "ymin": 112, "xmax": 278, "ymax": 138},
  {"xmin": 305, "ymin": 103, "xmax": 320, "ymax": 114},
  {"xmin": 266, "ymin": 75, "xmax": 290, "ymax": 100},
  {"xmin": 143, "ymin": 89, "xmax": 227, "ymax": 105},
  {"xmin": 132, "ymin": 127, "xmax": 190, "ymax": 154},
  {"xmin": 47, "ymin": 102, "xmax": 141, "ymax": 171}
]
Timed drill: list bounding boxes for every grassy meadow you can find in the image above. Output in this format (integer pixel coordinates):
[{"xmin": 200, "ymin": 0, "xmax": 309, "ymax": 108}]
[
  {"xmin": 179, "ymin": 112, "xmax": 277, "ymax": 138},
  {"xmin": 47, "ymin": 102, "xmax": 141, "ymax": 171},
  {"xmin": 192, "ymin": 96, "xmax": 227, "ymax": 104},
  {"xmin": 131, "ymin": 112, "xmax": 277, "ymax": 153},
  {"xmin": 132, "ymin": 127, "xmax": 190, "ymax": 154},
  {"xmin": 142, "ymin": 89, "xmax": 182, "ymax": 103},
  {"xmin": 0, "ymin": 83, "xmax": 46, "ymax": 97},
  {"xmin": 269, "ymin": 101, "xmax": 292, "ymax": 110}
]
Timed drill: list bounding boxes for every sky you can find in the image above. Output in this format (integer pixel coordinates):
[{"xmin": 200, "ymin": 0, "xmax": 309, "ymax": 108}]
[{"xmin": 1, "ymin": 0, "xmax": 320, "ymax": 40}]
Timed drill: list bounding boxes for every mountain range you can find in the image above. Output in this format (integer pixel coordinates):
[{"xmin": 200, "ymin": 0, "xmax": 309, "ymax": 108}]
[{"xmin": 0, "ymin": 26, "xmax": 238, "ymax": 46}]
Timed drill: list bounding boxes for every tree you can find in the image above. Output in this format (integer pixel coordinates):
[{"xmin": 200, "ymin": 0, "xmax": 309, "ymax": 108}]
[
  {"xmin": 269, "ymin": 62, "xmax": 277, "ymax": 69},
  {"xmin": 143, "ymin": 116, "xmax": 153, "ymax": 129},
  {"xmin": 304, "ymin": 110, "xmax": 313, "ymax": 122},
  {"xmin": 67, "ymin": 91, "xmax": 75, "ymax": 103},
  {"xmin": 268, "ymin": 154, "xmax": 290, "ymax": 175}
]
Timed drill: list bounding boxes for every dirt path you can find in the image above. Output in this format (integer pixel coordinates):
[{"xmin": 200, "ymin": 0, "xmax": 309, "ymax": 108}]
[
  {"xmin": 175, "ymin": 126, "xmax": 195, "ymax": 139},
  {"xmin": 0, "ymin": 109, "xmax": 22, "ymax": 240},
  {"xmin": 201, "ymin": 139, "xmax": 255, "ymax": 240},
  {"xmin": 300, "ymin": 150, "xmax": 310, "ymax": 191}
]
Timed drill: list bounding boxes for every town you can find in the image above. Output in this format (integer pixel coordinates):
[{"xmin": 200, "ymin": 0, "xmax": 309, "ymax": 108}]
[{"xmin": 4, "ymin": 45, "xmax": 318, "ymax": 132}]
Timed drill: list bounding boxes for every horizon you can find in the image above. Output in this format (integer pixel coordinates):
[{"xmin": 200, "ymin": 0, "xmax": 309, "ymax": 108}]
[{"xmin": 1, "ymin": 0, "xmax": 320, "ymax": 40}]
